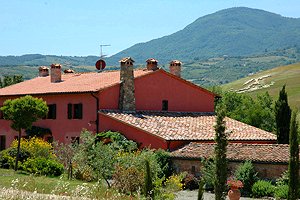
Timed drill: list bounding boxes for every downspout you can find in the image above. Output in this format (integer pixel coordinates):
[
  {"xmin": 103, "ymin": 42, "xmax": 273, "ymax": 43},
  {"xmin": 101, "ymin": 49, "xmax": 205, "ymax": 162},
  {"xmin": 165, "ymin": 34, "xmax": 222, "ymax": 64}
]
[{"xmin": 91, "ymin": 92, "xmax": 99, "ymax": 134}]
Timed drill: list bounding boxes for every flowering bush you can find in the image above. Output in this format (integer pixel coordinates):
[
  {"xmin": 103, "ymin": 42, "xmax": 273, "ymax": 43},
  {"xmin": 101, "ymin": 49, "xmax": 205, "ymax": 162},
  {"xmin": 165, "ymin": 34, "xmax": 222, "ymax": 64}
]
[{"xmin": 227, "ymin": 179, "xmax": 244, "ymax": 189}]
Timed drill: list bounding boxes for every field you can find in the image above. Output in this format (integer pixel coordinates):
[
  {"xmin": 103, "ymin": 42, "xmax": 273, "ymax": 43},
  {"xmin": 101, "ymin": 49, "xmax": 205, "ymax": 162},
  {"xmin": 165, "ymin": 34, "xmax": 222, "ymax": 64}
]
[{"xmin": 222, "ymin": 62, "xmax": 300, "ymax": 110}]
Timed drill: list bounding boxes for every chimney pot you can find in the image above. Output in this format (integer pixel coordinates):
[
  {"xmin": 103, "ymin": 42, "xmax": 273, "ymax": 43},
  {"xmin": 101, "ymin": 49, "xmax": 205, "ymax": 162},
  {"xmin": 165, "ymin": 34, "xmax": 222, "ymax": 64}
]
[
  {"xmin": 50, "ymin": 63, "xmax": 62, "ymax": 83},
  {"xmin": 169, "ymin": 60, "xmax": 182, "ymax": 77},
  {"xmin": 146, "ymin": 58, "xmax": 158, "ymax": 71},
  {"xmin": 38, "ymin": 66, "xmax": 49, "ymax": 77}
]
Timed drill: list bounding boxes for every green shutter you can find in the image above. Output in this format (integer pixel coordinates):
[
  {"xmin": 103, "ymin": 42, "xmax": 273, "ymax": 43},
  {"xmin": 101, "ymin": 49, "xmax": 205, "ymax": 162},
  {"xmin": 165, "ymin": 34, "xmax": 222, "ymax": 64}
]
[{"xmin": 68, "ymin": 103, "xmax": 72, "ymax": 119}]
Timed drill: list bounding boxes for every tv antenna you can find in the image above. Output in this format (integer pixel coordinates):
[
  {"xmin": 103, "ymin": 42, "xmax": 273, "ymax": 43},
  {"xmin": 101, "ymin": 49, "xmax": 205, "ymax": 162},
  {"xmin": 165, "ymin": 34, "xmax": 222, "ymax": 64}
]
[{"xmin": 100, "ymin": 44, "xmax": 111, "ymax": 58}]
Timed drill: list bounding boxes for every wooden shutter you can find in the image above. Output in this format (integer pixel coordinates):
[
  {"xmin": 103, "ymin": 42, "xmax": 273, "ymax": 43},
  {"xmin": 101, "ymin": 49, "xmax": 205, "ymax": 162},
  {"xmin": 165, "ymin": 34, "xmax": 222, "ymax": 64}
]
[
  {"xmin": 78, "ymin": 103, "xmax": 83, "ymax": 119},
  {"xmin": 52, "ymin": 104, "xmax": 56, "ymax": 119},
  {"xmin": 68, "ymin": 103, "xmax": 72, "ymax": 119}
]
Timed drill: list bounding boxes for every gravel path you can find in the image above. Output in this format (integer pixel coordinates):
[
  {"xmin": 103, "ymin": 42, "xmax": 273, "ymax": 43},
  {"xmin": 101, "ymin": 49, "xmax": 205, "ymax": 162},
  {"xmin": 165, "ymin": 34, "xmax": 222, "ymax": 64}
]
[{"xmin": 175, "ymin": 190, "xmax": 267, "ymax": 200}]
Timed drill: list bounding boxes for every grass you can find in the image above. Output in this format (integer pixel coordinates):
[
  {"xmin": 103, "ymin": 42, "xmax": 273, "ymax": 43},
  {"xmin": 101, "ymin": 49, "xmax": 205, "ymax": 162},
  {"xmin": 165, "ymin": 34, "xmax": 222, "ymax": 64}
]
[
  {"xmin": 222, "ymin": 62, "xmax": 300, "ymax": 110},
  {"xmin": 0, "ymin": 168, "xmax": 137, "ymax": 199}
]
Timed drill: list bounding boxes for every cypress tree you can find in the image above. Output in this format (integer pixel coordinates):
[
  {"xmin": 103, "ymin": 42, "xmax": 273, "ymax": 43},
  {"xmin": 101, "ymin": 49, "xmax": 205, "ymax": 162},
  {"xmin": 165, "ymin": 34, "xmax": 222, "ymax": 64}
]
[
  {"xmin": 275, "ymin": 85, "xmax": 291, "ymax": 144},
  {"xmin": 198, "ymin": 177, "xmax": 205, "ymax": 200},
  {"xmin": 214, "ymin": 107, "xmax": 228, "ymax": 200},
  {"xmin": 288, "ymin": 111, "xmax": 299, "ymax": 200},
  {"xmin": 144, "ymin": 159, "xmax": 153, "ymax": 199}
]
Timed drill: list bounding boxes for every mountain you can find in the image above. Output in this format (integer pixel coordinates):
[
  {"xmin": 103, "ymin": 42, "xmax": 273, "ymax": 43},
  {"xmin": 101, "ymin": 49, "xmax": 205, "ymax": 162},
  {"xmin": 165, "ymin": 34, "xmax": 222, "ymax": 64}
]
[
  {"xmin": 107, "ymin": 7, "xmax": 300, "ymax": 64},
  {"xmin": 221, "ymin": 62, "xmax": 300, "ymax": 109},
  {"xmin": 0, "ymin": 54, "xmax": 99, "ymax": 67}
]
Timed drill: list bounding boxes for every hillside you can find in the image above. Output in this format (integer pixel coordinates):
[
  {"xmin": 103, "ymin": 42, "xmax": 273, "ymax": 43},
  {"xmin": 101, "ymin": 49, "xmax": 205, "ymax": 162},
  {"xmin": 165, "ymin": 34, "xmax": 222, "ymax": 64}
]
[
  {"xmin": 0, "ymin": 54, "xmax": 99, "ymax": 66},
  {"xmin": 221, "ymin": 62, "xmax": 300, "ymax": 109},
  {"xmin": 107, "ymin": 7, "xmax": 300, "ymax": 64}
]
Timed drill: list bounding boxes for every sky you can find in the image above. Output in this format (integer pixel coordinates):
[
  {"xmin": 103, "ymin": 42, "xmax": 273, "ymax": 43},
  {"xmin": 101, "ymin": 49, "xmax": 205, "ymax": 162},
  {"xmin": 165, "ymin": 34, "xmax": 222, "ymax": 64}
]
[{"xmin": 1, "ymin": 0, "xmax": 300, "ymax": 57}]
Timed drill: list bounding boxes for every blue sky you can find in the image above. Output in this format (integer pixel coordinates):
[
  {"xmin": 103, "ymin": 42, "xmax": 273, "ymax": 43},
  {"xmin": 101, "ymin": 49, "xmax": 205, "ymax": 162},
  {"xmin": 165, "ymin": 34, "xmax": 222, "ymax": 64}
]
[{"xmin": 1, "ymin": 0, "xmax": 299, "ymax": 57}]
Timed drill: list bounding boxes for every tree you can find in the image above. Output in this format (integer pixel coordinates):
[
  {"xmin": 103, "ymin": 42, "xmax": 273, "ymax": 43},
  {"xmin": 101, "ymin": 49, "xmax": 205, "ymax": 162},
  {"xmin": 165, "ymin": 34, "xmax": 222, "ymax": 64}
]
[
  {"xmin": 275, "ymin": 85, "xmax": 292, "ymax": 144},
  {"xmin": 214, "ymin": 106, "xmax": 228, "ymax": 200},
  {"xmin": 0, "ymin": 95, "xmax": 48, "ymax": 171},
  {"xmin": 144, "ymin": 159, "xmax": 154, "ymax": 199},
  {"xmin": 288, "ymin": 110, "xmax": 299, "ymax": 200}
]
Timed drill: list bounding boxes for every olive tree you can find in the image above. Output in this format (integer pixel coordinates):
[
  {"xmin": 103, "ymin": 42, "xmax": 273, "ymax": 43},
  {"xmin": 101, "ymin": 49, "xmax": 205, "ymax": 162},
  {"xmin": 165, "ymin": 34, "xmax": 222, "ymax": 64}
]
[{"xmin": 0, "ymin": 95, "xmax": 48, "ymax": 170}]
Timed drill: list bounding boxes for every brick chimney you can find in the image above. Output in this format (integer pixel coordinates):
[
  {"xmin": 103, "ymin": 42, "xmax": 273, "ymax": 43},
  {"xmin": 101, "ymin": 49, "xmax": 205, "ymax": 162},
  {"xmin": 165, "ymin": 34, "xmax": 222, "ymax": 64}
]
[
  {"xmin": 169, "ymin": 60, "xmax": 182, "ymax": 77},
  {"xmin": 119, "ymin": 57, "xmax": 136, "ymax": 112},
  {"xmin": 146, "ymin": 58, "xmax": 158, "ymax": 71},
  {"xmin": 50, "ymin": 64, "xmax": 62, "ymax": 83},
  {"xmin": 38, "ymin": 66, "xmax": 49, "ymax": 77}
]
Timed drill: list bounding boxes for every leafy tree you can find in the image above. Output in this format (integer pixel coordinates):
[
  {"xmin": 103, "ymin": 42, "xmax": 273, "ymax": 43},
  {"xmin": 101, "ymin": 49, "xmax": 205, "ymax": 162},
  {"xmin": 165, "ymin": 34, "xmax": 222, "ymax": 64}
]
[
  {"xmin": 275, "ymin": 85, "xmax": 291, "ymax": 144},
  {"xmin": 0, "ymin": 95, "xmax": 48, "ymax": 170},
  {"xmin": 288, "ymin": 111, "xmax": 299, "ymax": 200},
  {"xmin": 214, "ymin": 106, "xmax": 228, "ymax": 200}
]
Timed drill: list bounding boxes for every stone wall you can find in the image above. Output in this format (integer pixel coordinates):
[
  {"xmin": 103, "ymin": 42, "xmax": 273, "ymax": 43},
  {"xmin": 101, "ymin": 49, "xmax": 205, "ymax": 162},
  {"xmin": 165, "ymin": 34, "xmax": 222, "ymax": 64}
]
[{"xmin": 172, "ymin": 158, "xmax": 289, "ymax": 179}]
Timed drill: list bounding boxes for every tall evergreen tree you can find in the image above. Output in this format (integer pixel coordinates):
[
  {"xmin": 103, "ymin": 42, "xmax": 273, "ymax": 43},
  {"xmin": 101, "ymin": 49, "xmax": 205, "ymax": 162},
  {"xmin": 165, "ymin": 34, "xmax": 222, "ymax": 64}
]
[
  {"xmin": 288, "ymin": 111, "xmax": 299, "ymax": 200},
  {"xmin": 0, "ymin": 77, "xmax": 2, "ymax": 88},
  {"xmin": 144, "ymin": 159, "xmax": 153, "ymax": 199},
  {"xmin": 275, "ymin": 85, "xmax": 291, "ymax": 144},
  {"xmin": 214, "ymin": 106, "xmax": 228, "ymax": 200}
]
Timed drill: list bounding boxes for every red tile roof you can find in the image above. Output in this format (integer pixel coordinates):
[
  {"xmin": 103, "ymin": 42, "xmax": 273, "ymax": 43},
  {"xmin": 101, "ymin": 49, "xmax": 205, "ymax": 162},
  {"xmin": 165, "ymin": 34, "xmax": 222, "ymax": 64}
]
[
  {"xmin": 0, "ymin": 69, "xmax": 153, "ymax": 96},
  {"xmin": 100, "ymin": 111, "xmax": 276, "ymax": 141},
  {"xmin": 171, "ymin": 142, "xmax": 293, "ymax": 163}
]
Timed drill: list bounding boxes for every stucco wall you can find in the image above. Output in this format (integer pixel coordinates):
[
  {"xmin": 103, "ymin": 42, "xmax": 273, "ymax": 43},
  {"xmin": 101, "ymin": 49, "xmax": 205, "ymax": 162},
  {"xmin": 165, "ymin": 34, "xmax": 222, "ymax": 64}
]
[
  {"xmin": 99, "ymin": 70, "xmax": 215, "ymax": 112},
  {"xmin": 0, "ymin": 93, "xmax": 99, "ymax": 148}
]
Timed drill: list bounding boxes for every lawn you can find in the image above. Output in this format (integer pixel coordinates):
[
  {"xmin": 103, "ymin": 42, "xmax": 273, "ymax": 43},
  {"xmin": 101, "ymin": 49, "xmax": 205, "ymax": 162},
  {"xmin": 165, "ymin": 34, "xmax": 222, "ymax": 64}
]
[{"xmin": 0, "ymin": 168, "xmax": 137, "ymax": 200}]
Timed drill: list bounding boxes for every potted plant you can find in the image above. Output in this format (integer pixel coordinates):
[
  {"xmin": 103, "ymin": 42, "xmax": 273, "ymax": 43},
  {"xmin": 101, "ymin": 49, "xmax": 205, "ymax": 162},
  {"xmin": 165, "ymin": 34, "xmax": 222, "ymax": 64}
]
[{"xmin": 227, "ymin": 179, "xmax": 243, "ymax": 200}]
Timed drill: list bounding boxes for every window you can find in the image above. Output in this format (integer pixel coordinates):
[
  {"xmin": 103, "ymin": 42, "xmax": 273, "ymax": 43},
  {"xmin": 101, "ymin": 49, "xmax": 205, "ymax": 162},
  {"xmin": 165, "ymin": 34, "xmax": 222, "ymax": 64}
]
[
  {"xmin": 162, "ymin": 100, "xmax": 168, "ymax": 111},
  {"xmin": 68, "ymin": 103, "xmax": 83, "ymax": 119},
  {"xmin": 0, "ymin": 135, "xmax": 6, "ymax": 151},
  {"xmin": 47, "ymin": 104, "xmax": 56, "ymax": 119}
]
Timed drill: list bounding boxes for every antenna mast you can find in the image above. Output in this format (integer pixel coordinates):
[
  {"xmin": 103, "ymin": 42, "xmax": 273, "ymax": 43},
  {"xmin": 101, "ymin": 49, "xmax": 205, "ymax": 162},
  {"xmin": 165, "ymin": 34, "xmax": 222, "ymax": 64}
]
[{"xmin": 100, "ymin": 44, "xmax": 111, "ymax": 58}]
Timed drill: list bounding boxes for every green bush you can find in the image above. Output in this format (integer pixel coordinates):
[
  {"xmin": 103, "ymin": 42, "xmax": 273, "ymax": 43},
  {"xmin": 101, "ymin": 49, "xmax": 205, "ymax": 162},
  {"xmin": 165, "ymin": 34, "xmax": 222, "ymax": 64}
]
[
  {"xmin": 251, "ymin": 180, "xmax": 275, "ymax": 198},
  {"xmin": 235, "ymin": 161, "xmax": 258, "ymax": 197},
  {"xmin": 155, "ymin": 149, "xmax": 174, "ymax": 179},
  {"xmin": 274, "ymin": 185, "xmax": 288, "ymax": 199},
  {"xmin": 22, "ymin": 157, "xmax": 64, "ymax": 176},
  {"xmin": 201, "ymin": 159, "xmax": 215, "ymax": 191},
  {"xmin": 0, "ymin": 150, "xmax": 14, "ymax": 169}
]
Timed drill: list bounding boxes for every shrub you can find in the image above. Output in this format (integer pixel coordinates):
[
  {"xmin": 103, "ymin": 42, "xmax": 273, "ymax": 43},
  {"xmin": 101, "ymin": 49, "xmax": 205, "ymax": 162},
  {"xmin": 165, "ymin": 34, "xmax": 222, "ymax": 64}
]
[
  {"xmin": 201, "ymin": 159, "xmax": 215, "ymax": 191},
  {"xmin": 22, "ymin": 157, "xmax": 64, "ymax": 176},
  {"xmin": 165, "ymin": 174, "xmax": 184, "ymax": 192},
  {"xmin": 251, "ymin": 180, "xmax": 275, "ymax": 198},
  {"xmin": 112, "ymin": 165, "xmax": 144, "ymax": 195},
  {"xmin": 182, "ymin": 173, "xmax": 199, "ymax": 190},
  {"xmin": 0, "ymin": 150, "xmax": 15, "ymax": 169},
  {"xmin": 274, "ymin": 185, "xmax": 288, "ymax": 199},
  {"xmin": 234, "ymin": 161, "xmax": 258, "ymax": 196},
  {"xmin": 276, "ymin": 170, "xmax": 289, "ymax": 186},
  {"xmin": 11, "ymin": 137, "xmax": 54, "ymax": 159},
  {"xmin": 154, "ymin": 149, "xmax": 174, "ymax": 179}
]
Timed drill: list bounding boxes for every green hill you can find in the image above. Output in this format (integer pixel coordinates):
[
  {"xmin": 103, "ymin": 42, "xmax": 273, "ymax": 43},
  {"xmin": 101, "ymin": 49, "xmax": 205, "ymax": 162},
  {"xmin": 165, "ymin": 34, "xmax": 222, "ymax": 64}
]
[
  {"xmin": 221, "ymin": 62, "xmax": 300, "ymax": 109},
  {"xmin": 107, "ymin": 7, "xmax": 300, "ymax": 64}
]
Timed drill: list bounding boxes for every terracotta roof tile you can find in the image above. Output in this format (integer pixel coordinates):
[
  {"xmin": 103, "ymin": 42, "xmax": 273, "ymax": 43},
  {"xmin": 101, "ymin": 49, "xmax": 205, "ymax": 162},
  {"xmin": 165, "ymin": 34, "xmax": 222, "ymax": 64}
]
[
  {"xmin": 100, "ymin": 110, "xmax": 276, "ymax": 141},
  {"xmin": 171, "ymin": 142, "xmax": 293, "ymax": 163},
  {"xmin": 0, "ymin": 69, "xmax": 152, "ymax": 96}
]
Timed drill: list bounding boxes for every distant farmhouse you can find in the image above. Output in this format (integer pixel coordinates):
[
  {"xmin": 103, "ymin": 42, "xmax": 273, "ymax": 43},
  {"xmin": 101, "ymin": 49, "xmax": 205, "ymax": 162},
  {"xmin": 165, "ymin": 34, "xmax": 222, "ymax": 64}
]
[{"xmin": 1, "ymin": 57, "xmax": 287, "ymax": 178}]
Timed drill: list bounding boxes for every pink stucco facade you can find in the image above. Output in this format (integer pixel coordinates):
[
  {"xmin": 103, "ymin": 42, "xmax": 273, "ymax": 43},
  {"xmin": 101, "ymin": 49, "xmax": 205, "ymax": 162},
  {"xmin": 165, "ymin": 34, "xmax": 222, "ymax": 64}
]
[{"xmin": 0, "ymin": 70, "xmax": 215, "ymax": 150}]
